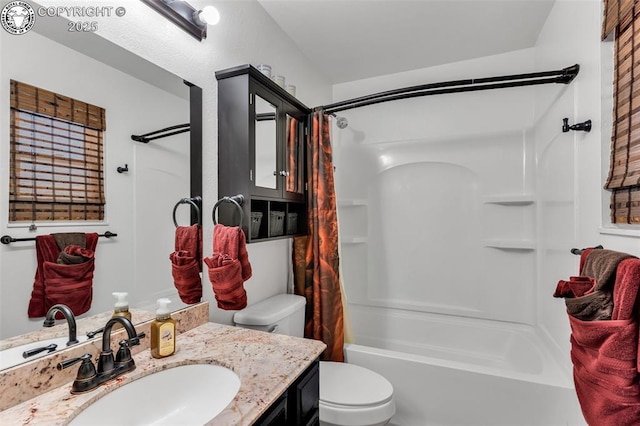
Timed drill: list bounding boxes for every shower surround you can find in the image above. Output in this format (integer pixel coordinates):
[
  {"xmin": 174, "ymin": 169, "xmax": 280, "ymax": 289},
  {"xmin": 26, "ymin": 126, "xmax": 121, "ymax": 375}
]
[{"xmin": 332, "ymin": 47, "xmax": 586, "ymax": 425}]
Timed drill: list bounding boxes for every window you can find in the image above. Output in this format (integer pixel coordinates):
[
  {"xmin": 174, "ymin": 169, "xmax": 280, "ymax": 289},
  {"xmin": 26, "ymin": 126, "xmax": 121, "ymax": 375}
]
[
  {"xmin": 603, "ymin": 0, "xmax": 640, "ymax": 224},
  {"xmin": 9, "ymin": 80, "xmax": 106, "ymax": 222}
]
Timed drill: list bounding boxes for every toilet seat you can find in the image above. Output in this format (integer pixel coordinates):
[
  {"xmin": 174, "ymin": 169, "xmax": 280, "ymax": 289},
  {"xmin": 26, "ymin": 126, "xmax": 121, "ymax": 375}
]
[{"xmin": 319, "ymin": 362, "xmax": 395, "ymax": 426}]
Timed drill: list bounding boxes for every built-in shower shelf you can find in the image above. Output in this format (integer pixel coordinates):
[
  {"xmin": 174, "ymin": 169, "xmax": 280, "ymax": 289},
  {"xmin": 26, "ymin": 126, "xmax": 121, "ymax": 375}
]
[
  {"xmin": 483, "ymin": 239, "xmax": 535, "ymax": 250},
  {"xmin": 338, "ymin": 199, "xmax": 368, "ymax": 207},
  {"xmin": 341, "ymin": 236, "xmax": 368, "ymax": 245},
  {"xmin": 482, "ymin": 195, "xmax": 535, "ymax": 205}
]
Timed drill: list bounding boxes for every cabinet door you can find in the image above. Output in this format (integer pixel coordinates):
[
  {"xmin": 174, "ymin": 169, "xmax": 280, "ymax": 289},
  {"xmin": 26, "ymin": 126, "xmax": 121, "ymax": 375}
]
[
  {"xmin": 252, "ymin": 88, "xmax": 281, "ymax": 199},
  {"xmin": 288, "ymin": 360, "xmax": 319, "ymax": 426},
  {"xmin": 256, "ymin": 393, "xmax": 287, "ymax": 425}
]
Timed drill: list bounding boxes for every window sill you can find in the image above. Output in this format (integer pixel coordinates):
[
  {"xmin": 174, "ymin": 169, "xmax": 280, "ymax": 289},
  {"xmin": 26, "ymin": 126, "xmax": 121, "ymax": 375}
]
[
  {"xmin": 6, "ymin": 221, "xmax": 109, "ymax": 229},
  {"xmin": 599, "ymin": 226, "xmax": 640, "ymax": 238}
]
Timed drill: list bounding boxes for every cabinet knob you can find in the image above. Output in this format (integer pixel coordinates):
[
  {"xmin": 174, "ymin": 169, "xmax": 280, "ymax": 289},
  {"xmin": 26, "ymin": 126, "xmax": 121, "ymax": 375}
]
[{"xmin": 279, "ymin": 170, "xmax": 290, "ymax": 177}]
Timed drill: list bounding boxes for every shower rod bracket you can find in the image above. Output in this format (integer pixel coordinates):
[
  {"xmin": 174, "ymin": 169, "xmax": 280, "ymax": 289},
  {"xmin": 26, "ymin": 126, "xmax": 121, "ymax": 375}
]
[
  {"xmin": 558, "ymin": 64, "xmax": 580, "ymax": 85},
  {"xmin": 562, "ymin": 118, "xmax": 592, "ymax": 133}
]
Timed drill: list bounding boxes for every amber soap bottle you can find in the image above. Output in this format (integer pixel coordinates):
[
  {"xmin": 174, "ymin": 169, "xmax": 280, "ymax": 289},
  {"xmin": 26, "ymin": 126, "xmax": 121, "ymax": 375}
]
[{"xmin": 150, "ymin": 298, "xmax": 176, "ymax": 359}]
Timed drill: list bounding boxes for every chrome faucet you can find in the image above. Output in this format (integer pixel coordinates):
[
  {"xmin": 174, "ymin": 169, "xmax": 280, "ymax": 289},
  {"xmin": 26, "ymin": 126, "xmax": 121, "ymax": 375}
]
[
  {"xmin": 43, "ymin": 304, "xmax": 78, "ymax": 346},
  {"xmin": 57, "ymin": 316, "xmax": 145, "ymax": 394}
]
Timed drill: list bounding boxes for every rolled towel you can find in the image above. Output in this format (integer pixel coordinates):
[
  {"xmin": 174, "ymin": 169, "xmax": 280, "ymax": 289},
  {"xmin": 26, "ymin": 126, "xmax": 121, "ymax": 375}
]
[
  {"xmin": 57, "ymin": 245, "xmax": 94, "ymax": 264},
  {"xmin": 204, "ymin": 253, "xmax": 247, "ymax": 310},
  {"xmin": 170, "ymin": 225, "xmax": 202, "ymax": 304},
  {"xmin": 170, "ymin": 250, "xmax": 202, "ymax": 304}
]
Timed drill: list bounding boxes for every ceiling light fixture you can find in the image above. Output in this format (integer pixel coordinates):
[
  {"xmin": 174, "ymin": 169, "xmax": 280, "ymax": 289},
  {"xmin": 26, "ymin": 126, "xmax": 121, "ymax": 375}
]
[{"xmin": 141, "ymin": 0, "xmax": 219, "ymax": 41}]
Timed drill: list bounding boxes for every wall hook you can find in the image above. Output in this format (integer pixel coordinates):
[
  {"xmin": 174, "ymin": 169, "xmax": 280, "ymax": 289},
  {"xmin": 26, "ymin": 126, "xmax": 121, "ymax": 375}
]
[
  {"xmin": 117, "ymin": 164, "xmax": 129, "ymax": 174},
  {"xmin": 562, "ymin": 118, "xmax": 592, "ymax": 133}
]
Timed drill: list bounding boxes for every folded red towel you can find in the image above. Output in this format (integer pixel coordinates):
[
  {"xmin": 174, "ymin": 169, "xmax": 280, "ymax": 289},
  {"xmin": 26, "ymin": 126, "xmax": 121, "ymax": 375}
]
[
  {"xmin": 213, "ymin": 224, "xmax": 251, "ymax": 280},
  {"xmin": 204, "ymin": 254, "xmax": 247, "ymax": 310},
  {"xmin": 170, "ymin": 225, "xmax": 202, "ymax": 304},
  {"xmin": 567, "ymin": 257, "xmax": 640, "ymax": 426},
  {"xmin": 204, "ymin": 224, "xmax": 251, "ymax": 310},
  {"xmin": 28, "ymin": 233, "xmax": 98, "ymax": 318}
]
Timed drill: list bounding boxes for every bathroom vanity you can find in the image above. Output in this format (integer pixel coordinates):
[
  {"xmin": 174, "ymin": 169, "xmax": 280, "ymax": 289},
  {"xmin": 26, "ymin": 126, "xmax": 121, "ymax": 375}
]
[{"xmin": 0, "ymin": 303, "xmax": 325, "ymax": 425}]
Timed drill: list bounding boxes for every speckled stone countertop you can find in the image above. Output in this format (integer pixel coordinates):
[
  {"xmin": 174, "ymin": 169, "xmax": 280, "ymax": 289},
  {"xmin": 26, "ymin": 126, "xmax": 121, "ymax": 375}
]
[
  {"xmin": 0, "ymin": 302, "xmax": 208, "ymax": 411},
  {"xmin": 0, "ymin": 321, "xmax": 326, "ymax": 425}
]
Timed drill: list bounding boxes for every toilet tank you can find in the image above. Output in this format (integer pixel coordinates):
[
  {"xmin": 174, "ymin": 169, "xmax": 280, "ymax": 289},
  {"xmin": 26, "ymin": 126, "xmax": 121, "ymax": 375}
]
[{"xmin": 233, "ymin": 294, "xmax": 306, "ymax": 337}]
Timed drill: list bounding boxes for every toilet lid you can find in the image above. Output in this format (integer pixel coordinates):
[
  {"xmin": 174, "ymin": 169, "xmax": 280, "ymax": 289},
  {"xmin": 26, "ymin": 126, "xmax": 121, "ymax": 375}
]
[{"xmin": 320, "ymin": 362, "xmax": 394, "ymax": 407}]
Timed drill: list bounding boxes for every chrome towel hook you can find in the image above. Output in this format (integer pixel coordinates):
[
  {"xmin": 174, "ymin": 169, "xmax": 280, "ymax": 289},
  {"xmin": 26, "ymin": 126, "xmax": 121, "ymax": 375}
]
[{"xmin": 212, "ymin": 194, "xmax": 244, "ymax": 227}]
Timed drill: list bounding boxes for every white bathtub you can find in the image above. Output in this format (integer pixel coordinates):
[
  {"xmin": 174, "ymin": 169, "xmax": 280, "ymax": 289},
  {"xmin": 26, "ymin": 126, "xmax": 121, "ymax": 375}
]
[{"xmin": 344, "ymin": 304, "xmax": 586, "ymax": 426}]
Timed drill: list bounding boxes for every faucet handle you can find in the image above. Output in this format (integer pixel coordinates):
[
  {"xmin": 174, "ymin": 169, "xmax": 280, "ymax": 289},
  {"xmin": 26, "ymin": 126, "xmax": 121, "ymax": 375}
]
[
  {"xmin": 114, "ymin": 334, "xmax": 144, "ymax": 371},
  {"xmin": 57, "ymin": 353, "xmax": 98, "ymax": 394},
  {"xmin": 126, "ymin": 332, "xmax": 146, "ymax": 347}
]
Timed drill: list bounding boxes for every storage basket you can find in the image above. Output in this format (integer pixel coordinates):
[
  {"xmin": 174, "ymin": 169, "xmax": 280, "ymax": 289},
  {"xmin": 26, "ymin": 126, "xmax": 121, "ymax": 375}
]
[
  {"xmin": 270, "ymin": 211, "xmax": 285, "ymax": 236},
  {"xmin": 250, "ymin": 212, "xmax": 263, "ymax": 239},
  {"xmin": 286, "ymin": 212, "xmax": 298, "ymax": 234}
]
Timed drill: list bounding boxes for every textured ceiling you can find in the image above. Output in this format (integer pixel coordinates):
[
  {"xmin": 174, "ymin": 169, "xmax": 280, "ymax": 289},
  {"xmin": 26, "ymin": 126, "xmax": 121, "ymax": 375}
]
[{"xmin": 258, "ymin": 0, "xmax": 556, "ymax": 84}]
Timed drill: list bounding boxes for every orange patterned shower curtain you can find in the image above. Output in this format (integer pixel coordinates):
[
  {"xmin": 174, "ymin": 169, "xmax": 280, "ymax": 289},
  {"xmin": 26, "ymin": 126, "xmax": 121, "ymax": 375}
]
[{"xmin": 293, "ymin": 110, "xmax": 344, "ymax": 362}]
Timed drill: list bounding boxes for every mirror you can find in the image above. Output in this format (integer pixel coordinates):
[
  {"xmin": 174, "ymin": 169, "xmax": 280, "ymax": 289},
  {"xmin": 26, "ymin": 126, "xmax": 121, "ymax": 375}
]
[
  {"xmin": 0, "ymin": 14, "xmax": 198, "ymax": 369},
  {"xmin": 254, "ymin": 94, "xmax": 278, "ymax": 189},
  {"xmin": 285, "ymin": 115, "xmax": 304, "ymax": 195}
]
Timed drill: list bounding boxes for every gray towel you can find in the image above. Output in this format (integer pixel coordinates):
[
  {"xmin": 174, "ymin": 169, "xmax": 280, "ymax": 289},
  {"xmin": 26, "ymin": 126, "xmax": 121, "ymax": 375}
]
[{"xmin": 582, "ymin": 249, "xmax": 636, "ymax": 291}]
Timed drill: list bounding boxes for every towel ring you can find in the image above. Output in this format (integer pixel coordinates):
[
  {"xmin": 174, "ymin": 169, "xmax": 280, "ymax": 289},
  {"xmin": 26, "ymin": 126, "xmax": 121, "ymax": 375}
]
[
  {"xmin": 172, "ymin": 197, "xmax": 201, "ymax": 228},
  {"xmin": 213, "ymin": 194, "xmax": 244, "ymax": 227}
]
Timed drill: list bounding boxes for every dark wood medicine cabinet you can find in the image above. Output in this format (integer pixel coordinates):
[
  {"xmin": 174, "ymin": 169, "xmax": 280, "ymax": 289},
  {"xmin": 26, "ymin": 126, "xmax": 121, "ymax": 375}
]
[{"xmin": 216, "ymin": 64, "xmax": 310, "ymax": 243}]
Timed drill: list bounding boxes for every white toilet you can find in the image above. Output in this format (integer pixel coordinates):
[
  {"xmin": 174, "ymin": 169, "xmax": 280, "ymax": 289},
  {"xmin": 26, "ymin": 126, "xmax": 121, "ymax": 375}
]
[{"xmin": 233, "ymin": 294, "xmax": 396, "ymax": 426}]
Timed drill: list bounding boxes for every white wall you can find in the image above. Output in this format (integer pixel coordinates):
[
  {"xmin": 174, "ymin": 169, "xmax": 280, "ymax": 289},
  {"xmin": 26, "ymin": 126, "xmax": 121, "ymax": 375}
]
[
  {"xmin": 0, "ymin": 0, "xmax": 332, "ymax": 338},
  {"xmin": 534, "ymin": 0, "xmax": 640, "ymax": 371}
]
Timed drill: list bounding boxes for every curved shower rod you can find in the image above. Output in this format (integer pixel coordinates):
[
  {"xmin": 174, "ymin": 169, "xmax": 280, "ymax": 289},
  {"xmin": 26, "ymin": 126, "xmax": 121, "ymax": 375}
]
[{"xmin": 322, "ymin": 64, "xmax": 580, "ymax": 115}]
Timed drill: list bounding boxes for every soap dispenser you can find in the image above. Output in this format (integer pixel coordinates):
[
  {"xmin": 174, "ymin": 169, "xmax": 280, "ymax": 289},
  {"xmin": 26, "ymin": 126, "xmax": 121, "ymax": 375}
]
[
  {"xmin": 111, "ymin": 292, "xmax": 131, "ymax": 330},
  {"xmin": 150, "ymin": 298, "xmax": 176, "ymax": 359}
]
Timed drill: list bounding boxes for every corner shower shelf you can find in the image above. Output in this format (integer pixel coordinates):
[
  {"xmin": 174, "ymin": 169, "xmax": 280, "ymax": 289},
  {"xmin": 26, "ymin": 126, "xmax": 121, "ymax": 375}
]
[
  {"xmin": 483, "ymin": 239, "xmax": 535, "ymax": 250},
  {"xmin": 482, "ymin": 194, "xmax": 535, "ymax": 205}
]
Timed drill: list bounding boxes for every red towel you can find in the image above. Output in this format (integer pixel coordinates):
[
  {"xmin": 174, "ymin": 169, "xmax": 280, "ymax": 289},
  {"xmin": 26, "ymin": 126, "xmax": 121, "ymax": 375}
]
[
  {"xmin": 213, "ymin": 224, "xmax": 252, "ymax": 281},
  {"xmin": 170, "ymin": 225, "xmax": 202, "ymax": 304},
  {"xmin": 204, "ymin": 254, "xmax": 247, "ymax": 310},
  {"xmin": 561, "ymin": 256, "xmax": 640, "ymax": 426},
  {"xmin": 204, "ymin": 224, "xmax": 252, "ymax": 310},
  {"xmin": 28, "ymin": 233, "xmax": 98, "ymax": 318}
]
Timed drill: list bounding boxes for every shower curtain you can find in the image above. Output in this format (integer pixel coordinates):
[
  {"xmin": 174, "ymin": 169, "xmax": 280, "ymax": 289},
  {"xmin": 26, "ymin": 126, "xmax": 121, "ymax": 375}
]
[{"xmin": 293, "ymin": 110, "xmax": 344, "ymax": 362}]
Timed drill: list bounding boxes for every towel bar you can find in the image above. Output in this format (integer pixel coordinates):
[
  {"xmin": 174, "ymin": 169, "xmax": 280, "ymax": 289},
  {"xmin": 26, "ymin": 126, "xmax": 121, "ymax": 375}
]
[
  {"xmin": 0, "ymin": 231, "xmax": 118, "ymax": 245},
  {"xmin": 571, "ymin": 245, "xmax": 604, "ymax": 255},
  {"xmin": 172, "ymin": 196, "xmax": 202, "ymax": 227},
  {"xmin": 213, "ymin": 194, "xmax": 244, "ymax": 228}
]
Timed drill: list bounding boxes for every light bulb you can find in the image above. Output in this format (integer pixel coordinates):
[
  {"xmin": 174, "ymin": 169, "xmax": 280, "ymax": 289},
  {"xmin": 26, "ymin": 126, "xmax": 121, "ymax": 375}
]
[{"xmin": 197, "ymin": 5, "xmax": 220, "ymax": 25}]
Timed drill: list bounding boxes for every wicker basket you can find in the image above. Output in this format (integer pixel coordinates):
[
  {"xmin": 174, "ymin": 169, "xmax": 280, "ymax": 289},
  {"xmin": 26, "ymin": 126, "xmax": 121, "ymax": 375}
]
[
  {"xmin": 250, "ymin": 212, "xmax": 263, "ymax": 239},
  {"xmin": 270, "ymin": 211, "xmax": 285, "ymax": 236}
]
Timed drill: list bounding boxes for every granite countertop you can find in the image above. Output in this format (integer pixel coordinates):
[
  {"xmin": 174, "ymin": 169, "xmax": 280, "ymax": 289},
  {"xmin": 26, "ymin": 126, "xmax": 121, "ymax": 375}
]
[{"xmin": 0, "ymin": 322, "xmax": 326, "ymax": 425}]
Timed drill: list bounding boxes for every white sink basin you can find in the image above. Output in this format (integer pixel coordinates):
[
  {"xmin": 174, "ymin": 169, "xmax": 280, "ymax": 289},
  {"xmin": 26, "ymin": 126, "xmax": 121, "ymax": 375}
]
[
  {"xmin": 0, "ymin": 335, "xmax": 88, "ymax": 370},
  {"xmin": 69, "ymin": 364, "xmax": 241, "ymax": 425}
]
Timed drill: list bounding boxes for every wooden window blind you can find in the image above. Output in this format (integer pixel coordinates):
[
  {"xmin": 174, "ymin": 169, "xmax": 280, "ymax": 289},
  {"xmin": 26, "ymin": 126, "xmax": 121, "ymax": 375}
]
[
  {"xmin": 604, "ymin": 1, "xmax": 640, "ymax": 224},
  {"xmin": 9, "ymin": 80, "xmax": 106, "ymax": 222}
]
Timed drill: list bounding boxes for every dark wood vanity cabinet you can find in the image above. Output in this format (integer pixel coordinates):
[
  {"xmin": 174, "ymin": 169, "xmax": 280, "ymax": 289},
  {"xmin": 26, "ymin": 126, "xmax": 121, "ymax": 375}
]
[
  {"xmin": 256, "ymin": 359, "xmax": 320, "ymax": 426},
  {"xmin": 216, "ymin": 64, "xmax": 310, "ymax": 243}
]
